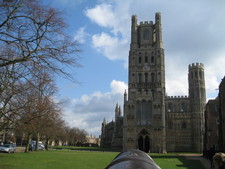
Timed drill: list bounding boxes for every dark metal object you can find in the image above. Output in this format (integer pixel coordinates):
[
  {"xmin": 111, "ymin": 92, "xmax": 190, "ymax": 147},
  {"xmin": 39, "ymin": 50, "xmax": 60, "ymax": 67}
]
[{"xmin": 105, "ymin": 149, "xmax": 161, "ymax": 169}]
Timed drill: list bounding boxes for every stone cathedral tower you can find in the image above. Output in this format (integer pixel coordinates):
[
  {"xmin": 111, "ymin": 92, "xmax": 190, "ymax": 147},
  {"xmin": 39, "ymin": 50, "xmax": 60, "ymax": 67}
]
[
  {"xmin": 123, "ymin": 13, "xmax": 166, "ymax": 153},
  {"xmin": 101, "ymin": 13, "xmax": 206, "ymax": 153}
]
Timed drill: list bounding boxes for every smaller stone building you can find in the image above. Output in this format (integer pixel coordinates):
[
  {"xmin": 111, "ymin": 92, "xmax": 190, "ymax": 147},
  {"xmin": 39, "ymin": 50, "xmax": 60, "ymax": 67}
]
[
  {"xmin": 101, "ymin": 104, "xmax": 123, "ymax": 150},
  {"xmin": 166, "ymin": 96, "xmax": 192, "ymax": 152},
  {"xmin": 204, "ymin": 76, "xmax": 225, "ymax": 153},
  {"xmin": 219, "ymin": 76, "xmax": 225, "ymax": 151},
  {"xmin": 86, "ymin": 135, "xmax": 100, "ymax": 146},
  {"xmin": 101, "ymin": 119, "xmax": 115, "ymax": 148},
  {"xmin": 204, "ymin": 98, "xmax": 220, "ymax": 151}
]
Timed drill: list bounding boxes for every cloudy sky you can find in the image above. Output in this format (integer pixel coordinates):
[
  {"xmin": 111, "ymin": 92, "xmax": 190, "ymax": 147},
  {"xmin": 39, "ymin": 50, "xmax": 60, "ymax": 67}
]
[{"xmin": 44, "ymin": 0, "xmax": 225, "ymax": 137}]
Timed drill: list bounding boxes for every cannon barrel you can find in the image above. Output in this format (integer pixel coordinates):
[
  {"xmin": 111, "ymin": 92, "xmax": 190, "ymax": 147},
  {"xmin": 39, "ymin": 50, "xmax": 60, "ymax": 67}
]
[{"xmin": 104, "ymin": 149, "xmax": 161, "ymax": 169}]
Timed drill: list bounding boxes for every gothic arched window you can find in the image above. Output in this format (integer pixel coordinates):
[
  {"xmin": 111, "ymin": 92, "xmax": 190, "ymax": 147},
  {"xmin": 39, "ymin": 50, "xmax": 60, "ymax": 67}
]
[
  {"xmin": 151, "ymin": 73, "xmax": 155, "ymax": 82},
  {"xmin": 168, "ymin": 103, "xmax": 173, "ymax": 112},
  {"xmin": 139, "ymin": 73, "xmax": 142, "ymax": 83},
  {"xmin": 181, "ymin": 103, "xmax": 187, "ymax": 112},
  {"xmin": 199, "ymin": 71, "xmax": 202, "ymax": 79},
  {"xmin": 143, "ymin": 29, "xmax": 150, "ymax": 40},
  {"xmin": 151, "ymin": 56, "xmax": 154, "ymax": 63},
  {"xmin": 139, "ymin": 57, "xmax": 142, "ymax": 64},
  {"xmin": 182, "ymin": 122, "xmax": 187, "ymax": 129},
  {"xmin": 145, "ymin": 56, "xmax": 148, "ymax": 63},
  {"xmin": 145, "ymin": 73, "xmax": 148, "ymax": 83},
  {"xmin": 195, "ymin": 71, "xmax": 198, "ymax": 78}
]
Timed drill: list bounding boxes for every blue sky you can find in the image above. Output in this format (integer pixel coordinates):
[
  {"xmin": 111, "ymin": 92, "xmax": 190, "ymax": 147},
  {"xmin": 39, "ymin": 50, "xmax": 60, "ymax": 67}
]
[{"xmin": 43, "ymin": 0, "xmax": 225, "ymax": 137}]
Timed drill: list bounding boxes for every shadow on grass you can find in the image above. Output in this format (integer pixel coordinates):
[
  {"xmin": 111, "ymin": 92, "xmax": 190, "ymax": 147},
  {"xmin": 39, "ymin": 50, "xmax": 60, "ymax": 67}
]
[
  {"xmin": 150, "ymin": 155, "xmax": 206, "ymax": 169},
  {"xmin": 0, "ymin": 155, "xmax": 17, "ymax": 169},
  {"xmin": 0, "ymin": 164, "xmax": 16, "ymax": 169}
]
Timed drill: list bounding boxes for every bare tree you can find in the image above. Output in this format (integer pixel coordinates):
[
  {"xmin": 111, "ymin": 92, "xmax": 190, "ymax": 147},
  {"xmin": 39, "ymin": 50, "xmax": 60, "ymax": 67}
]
[
  {"xmin": 65, "ymin": 127, "xmax": 88, "ymax": 146},
  {"xmin": 13, "ymin": 72, "xmax": 59, "ymax": 152},
  {"xmin": 41, "ymin": 114, "xmax": 66, "ymax": 150},
  {"xmin": 0, "ymin": 63, "xmax": 29, "ymax": 132},
  {"xmin": 0, "ymin": 0, "xmax": 80, "ymax": 134},
  {"xmin": 0, "ymin": 0, "xmax": 80, "ymax": 77}
]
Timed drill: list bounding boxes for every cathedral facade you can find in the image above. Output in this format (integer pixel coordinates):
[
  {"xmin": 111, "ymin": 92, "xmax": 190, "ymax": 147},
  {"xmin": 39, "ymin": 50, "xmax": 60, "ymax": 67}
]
[{"xmin": 101, "ymin": 13, "xmax": 206, "ymax": 153}]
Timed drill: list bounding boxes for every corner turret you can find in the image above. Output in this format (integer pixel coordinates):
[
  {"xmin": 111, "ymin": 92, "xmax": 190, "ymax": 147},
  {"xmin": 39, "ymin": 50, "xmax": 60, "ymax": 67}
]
[
  {"xmin": 115, "ymin": 103, "xmax": 119, "ymax": 119},
  {"xmin": 124, "ymin": 90, "xmax": 127, "ymax": 102},
  {"xmin": 155, "ymin": 12, "xmax": 163, "ymax": 48},
  {"xmin": 102, "ymin": 118, "xmax": 106, "ymax": 129},
  {"xmin": 118, "ymin": 106, "xmax": 122, "ymax": 117},
  {"xmin": 188, "ymin": 62, "xmax": 206, "ymax": 152},
  {"xmin": 188, "ymin": 62, "xmax": 206, "ymax": 102},
  {"xmin": 131, "ymin": 15, "xmax": 138, "ymax": 48}
]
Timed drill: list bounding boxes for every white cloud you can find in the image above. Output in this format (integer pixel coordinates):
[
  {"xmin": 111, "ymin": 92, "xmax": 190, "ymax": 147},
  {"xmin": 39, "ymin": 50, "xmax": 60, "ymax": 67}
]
[
  {"xmin": 80, "ymin": 94, "xmax": 91, "ymax": 104},
  {"xmin": 63, "ymin": 80, "xmax": 128, "ymax": 136},
  {"xmin": 85, "ymin": 3, "xmax": 115, "ymax": 29},
  {"xmin": 85, "ymin": 2, "xmax": 131, "ymax": 62},
  {"xmin": 74, "ymin": 27, "xmax": 89, "ymax": 44},
  {"xmin": 166, "ymin": 75, "xmax": 188, "ymax": 97},
  {"xmin": 110, "ymin": 80, "xmax": 127, "ymax": 94},
  {"xmin": 92, "ymin": 33, "xmax": 128, "ymax": 60},
  {"xmin": 85, "ymin": 2, "xmax": 130, "ymax": 36},
  {"xmin": 205, "ymin": 53, "xmax": 225, "ymax": 98}
]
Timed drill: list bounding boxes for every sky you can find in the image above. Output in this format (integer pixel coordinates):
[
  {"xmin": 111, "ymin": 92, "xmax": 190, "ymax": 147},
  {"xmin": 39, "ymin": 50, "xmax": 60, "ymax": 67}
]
[{"xmin": 43, "ymin": 0, "xmax": 225, "ymax": 137}]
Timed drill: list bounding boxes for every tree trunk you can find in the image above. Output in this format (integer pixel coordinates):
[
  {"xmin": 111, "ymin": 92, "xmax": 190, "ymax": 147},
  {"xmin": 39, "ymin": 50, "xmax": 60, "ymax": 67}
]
[
  {"xmin": 45, "ymin": 138, "xmax": 49, "ymax": 150},
  {"xmin": 35, "ymin": 133, "xmax": 40, "ymax": 151},
  {"xmin": 24, "ymin": 133, "xmax": 31, "ymax": 153}
]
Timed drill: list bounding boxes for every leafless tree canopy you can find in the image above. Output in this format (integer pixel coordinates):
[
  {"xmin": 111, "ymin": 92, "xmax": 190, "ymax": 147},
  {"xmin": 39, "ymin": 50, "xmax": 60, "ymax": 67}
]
[
  {"xmin": 0, "ymin": 0, "xmax": 83, "ymax": 145},
  {"xmin": 0, "ymin": 0, "xmax": 80, "ymax": 78}
]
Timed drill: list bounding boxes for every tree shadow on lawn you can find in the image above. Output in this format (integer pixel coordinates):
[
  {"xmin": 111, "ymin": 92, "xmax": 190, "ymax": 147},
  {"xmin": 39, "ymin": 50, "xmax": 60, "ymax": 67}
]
[
  {"xmin": 150, "ymin": 155, "xmax": 205, "ymax": 169},
  {"xmin": 0, "ymin": 164, "xmax": 17, "ymax": 169},
  {"xmin": 0, "ymin": 155, "xmax": 17, "ymax": 169}
]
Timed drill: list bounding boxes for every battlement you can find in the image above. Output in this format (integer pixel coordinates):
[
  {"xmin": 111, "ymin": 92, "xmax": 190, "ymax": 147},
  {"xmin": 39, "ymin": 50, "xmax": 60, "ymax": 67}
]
[
  {"xmin": 189, "ymin": 63, "xmax": 204, "ymax": 69},
  {"xmin": 132, "ymin": 15, "xmax": 137, "ymax": 19},
  {"xmin": 166, "ymin": 95, "xmax": 188, "ymax": 99},
  {"xmin": 140, "ymin": 21, "xmax": 154, "ymax": 25},
  {"xmin": 138, "ymin": 12, "xmax": 160, "ymax": 25}
]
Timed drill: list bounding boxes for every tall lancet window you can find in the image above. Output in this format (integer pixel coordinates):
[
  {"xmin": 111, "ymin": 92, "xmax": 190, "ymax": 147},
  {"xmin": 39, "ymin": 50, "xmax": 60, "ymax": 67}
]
[
  {"xmin": 151, "ymin": 73, "xmax": 155, "ymax": 82},
  {"xmin": 151, "ymin": 56, "xmax": 155, "ymax": 63},
  {"xmin": 139, "ymin": 73, "xmax": 142, "ymax": 83},
  {"xmin": 143, "ymin": 29, "xmax": 150, "ymax": 40},
  {"xmin": 145, "ymin": 73, "xmax": 148, "ymax": 83}
]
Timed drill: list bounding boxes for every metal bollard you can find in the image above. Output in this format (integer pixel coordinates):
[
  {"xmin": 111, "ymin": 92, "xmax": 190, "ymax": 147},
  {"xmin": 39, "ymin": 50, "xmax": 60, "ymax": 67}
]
[{"xmin": 105, "ymin": 149, "xmax": 161, "ymax": 169}]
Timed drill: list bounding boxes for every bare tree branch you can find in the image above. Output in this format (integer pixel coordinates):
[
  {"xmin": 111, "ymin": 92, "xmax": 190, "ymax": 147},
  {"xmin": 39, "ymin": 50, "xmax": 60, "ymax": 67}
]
[
  {"xmin": 0, "ymin": 0, "xmax": 80, "ymax": 80},
  {"xmin": 0, "ymin": 0, "xmax": 81, "ymax": 134}
]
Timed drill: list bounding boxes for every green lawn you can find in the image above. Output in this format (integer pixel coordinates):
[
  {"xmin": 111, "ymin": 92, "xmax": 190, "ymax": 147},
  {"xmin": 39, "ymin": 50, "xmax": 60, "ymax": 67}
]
[
  {"xmin": 0, "ymin": 150, "xmax": 205, "ymax": 169},
  {"xmin": 151, "ymin": 154, "xmax": 205, "ymax": 169},
  {"xmin": 50, "ymin": 146, "xmax": 111, "ymax": 151},
  {"xmin": 0, "ymin": 150, "xmax": 117, "ymax": 169}
]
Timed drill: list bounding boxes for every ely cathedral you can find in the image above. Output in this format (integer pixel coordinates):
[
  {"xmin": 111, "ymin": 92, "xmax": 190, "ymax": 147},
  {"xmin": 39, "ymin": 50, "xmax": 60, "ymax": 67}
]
[{"xmin": 101, "ymin": 13, "xmax": 206, "ymax": 153}]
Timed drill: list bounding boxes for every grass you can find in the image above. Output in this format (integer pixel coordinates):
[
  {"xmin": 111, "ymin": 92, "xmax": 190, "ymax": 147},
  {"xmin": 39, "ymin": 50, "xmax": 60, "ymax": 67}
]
[
  {"xmin": 0, "ymin": 150, "xmax": 117, "ymax": 169},
  {"xmin": 150, "ymin": 154, "xmax": 205, "ymax": 169},
  {"xmin": 50, "ymin": 146, "xmax": 111, "ymax": 151},
  {"xmin": 0, "ymin": 150, "xmax": 206, "ymax": 169}
]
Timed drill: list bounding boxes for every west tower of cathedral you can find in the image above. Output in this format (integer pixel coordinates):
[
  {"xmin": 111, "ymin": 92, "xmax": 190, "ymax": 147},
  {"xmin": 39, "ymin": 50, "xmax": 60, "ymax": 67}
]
[
  {"xmin": 123, "ymin": 13, "xmax": 166, "ymax": 153},
  {"xmin": 101, "ymin": 13, "xmax": 206, "ymax": 153}
]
